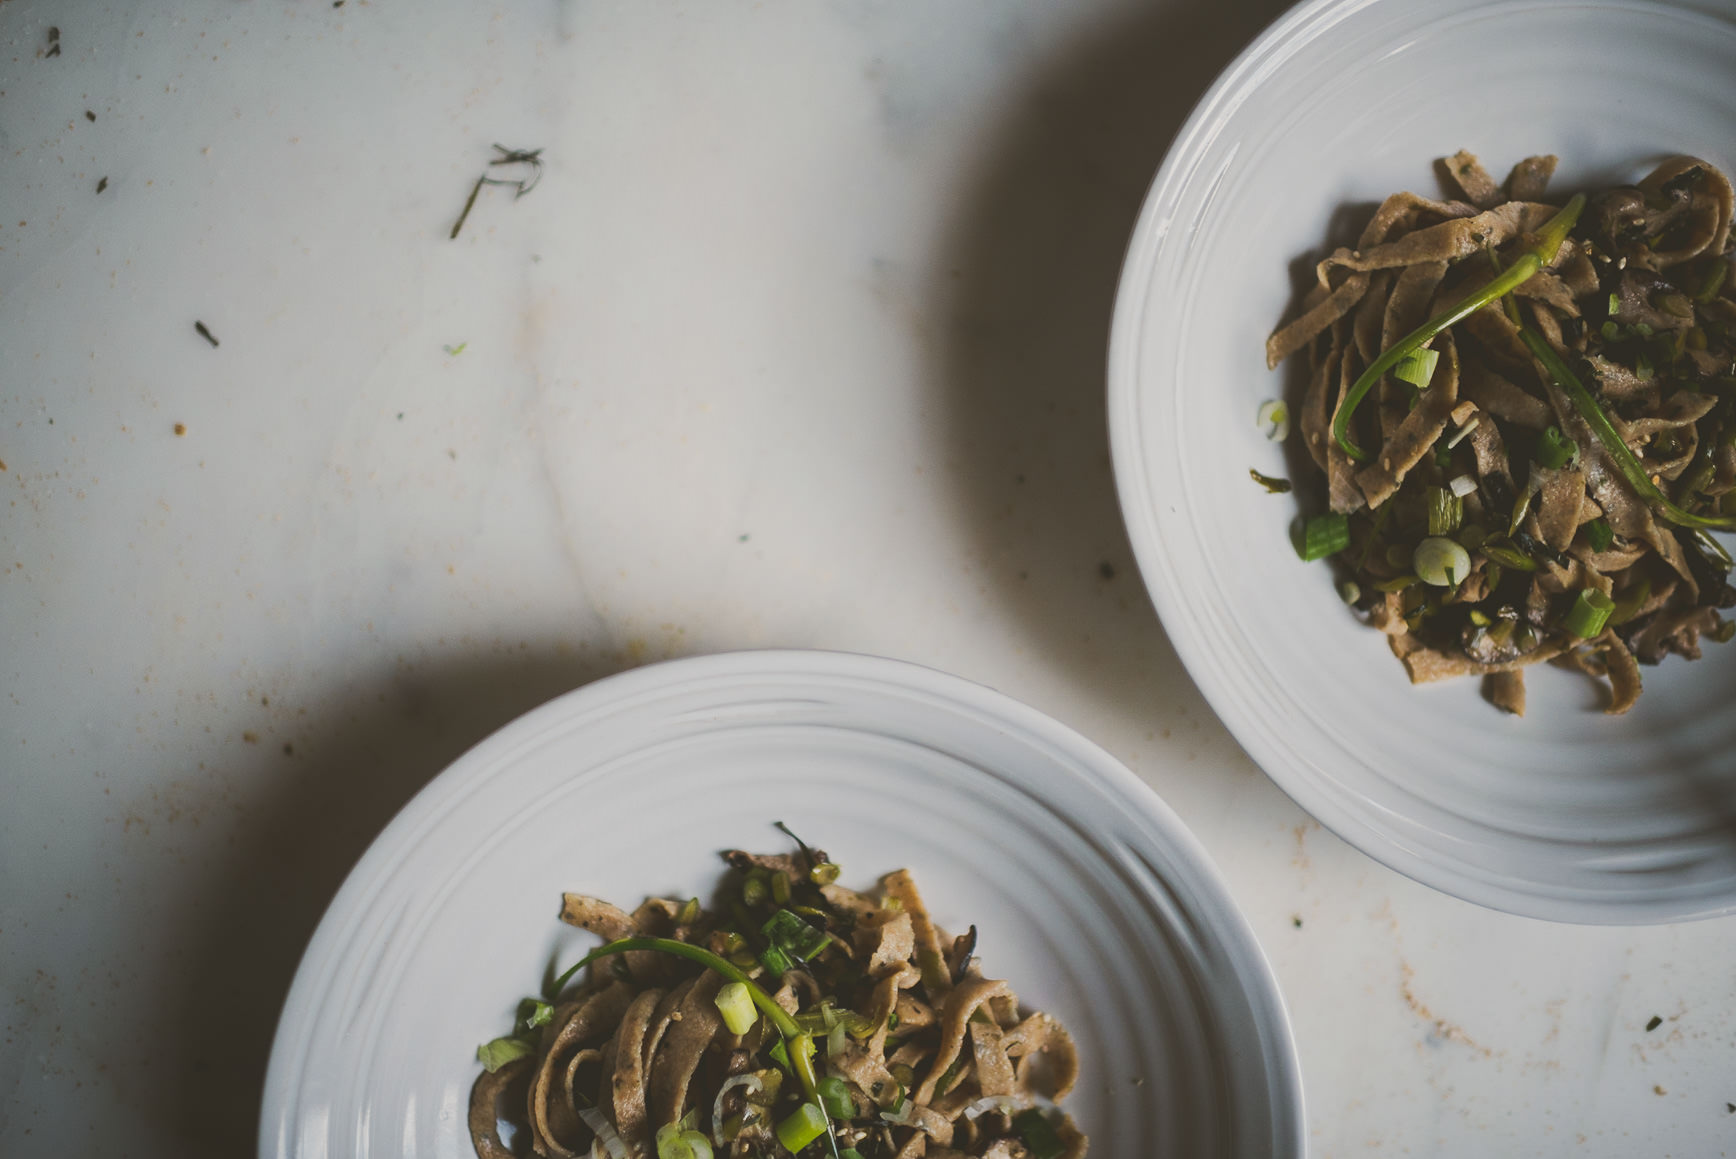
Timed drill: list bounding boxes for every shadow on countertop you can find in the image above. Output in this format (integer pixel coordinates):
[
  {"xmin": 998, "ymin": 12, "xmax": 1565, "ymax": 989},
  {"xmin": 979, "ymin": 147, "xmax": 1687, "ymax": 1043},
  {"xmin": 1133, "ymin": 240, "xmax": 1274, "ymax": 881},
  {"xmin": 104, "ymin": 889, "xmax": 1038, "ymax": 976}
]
[
  {"xmin": 166, "ymin": 647, "xmax": 632, "ymax": 1157},
  {"xmin": 930, "ymin": 0, "xmax": 1294, "ymax": 741}
]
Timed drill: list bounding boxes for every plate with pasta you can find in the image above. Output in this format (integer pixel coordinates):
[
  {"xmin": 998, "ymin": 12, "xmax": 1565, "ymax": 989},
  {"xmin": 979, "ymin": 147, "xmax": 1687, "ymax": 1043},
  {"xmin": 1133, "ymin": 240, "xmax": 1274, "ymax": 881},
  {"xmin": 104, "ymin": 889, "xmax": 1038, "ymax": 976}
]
[
  {"xmin": 1109, "ymin": 0, "xmax": 1736, "ymax": 920},
  {"xmin": 260, "ymin": 651, "xmax": 1301, "ymax": 1159}
]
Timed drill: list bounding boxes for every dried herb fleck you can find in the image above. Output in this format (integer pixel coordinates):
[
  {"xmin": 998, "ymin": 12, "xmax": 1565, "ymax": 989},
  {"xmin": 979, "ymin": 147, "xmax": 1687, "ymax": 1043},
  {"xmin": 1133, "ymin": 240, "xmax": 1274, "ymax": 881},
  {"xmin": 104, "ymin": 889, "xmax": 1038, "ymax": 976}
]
[
  {"xmin": 449, "ymin": 144, "xmax": 545, "ymax": 239},
  {"xmin": 84, "ymin": 110, "xmax": 96, "ymax": 122},
  {"xmin": 45, "ymin": 27, "xmax": 61, "ymax": 58},
  {"xmin": 1645, "ymin": 1015, "xmax": 1662, "ymax": 1032},
  {"xmin": 1250, "ymin": 468, "xmax": 1292, "ymax": 494},
  {"xmin": 194, "ymin": 320, "xmax": 220, "ymax": 348},
  {"xmin": 96, "ymin": 177, "xmax": 108, "ymax": 194}
]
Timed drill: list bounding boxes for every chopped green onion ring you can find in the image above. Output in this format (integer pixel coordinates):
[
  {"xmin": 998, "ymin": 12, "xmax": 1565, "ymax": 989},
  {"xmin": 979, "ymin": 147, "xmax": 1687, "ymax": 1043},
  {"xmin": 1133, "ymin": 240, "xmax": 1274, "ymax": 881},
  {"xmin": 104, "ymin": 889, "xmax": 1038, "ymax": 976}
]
[
  {"xmin": 1395, "ymin": 347, "xmax": 1440, "ymax": 388},
  {"xmin": 1257, "ymin": 399, "xmax": 1290, "ymax": 441},
  {"xmin": 656, "ymin": 1122, "xmax": 715, "ymax": 1159},
  {"xmin": 816, "ymin": 1075, "xmax": 856, "ymax": 1120},
  {"xmin": 1298, "ymin": 512, "xmax": 1351, "ymax": 561},
  {"xmin": 1564, "ymin": 587, "xmax": 1616, "ymax": 638},
  {"xmin": 1414, "ymin": 536, "xmax": 1471, "ymax": 587},
  {"xmin": 776, "ymin": 1102, "xmax": 829, "ymax": 1154},
  {"xmin": 714, "ymin": 982, "xmax": 758, "ymax": 1037}
]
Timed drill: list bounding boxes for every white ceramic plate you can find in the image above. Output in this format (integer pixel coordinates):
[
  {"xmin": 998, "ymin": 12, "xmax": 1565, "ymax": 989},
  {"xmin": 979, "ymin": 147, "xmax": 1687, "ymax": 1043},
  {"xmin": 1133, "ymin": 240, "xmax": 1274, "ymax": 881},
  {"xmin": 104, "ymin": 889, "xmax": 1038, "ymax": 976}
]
[
  {"xmin": 1110, "ymin": 0, "xmax": 1736, "ymax": 923},
  {"xmin": 259, "ymin": 651, "xmax": 1302, "ymax": 1159}
]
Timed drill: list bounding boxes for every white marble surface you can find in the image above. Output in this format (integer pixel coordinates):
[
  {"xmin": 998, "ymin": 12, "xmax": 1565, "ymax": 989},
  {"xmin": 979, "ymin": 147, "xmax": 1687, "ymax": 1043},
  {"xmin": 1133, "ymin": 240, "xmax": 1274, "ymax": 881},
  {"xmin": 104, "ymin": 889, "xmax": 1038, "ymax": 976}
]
[{"xmin": 1, "ymin": 2, "xmax": 1733, "ymax": 1157}]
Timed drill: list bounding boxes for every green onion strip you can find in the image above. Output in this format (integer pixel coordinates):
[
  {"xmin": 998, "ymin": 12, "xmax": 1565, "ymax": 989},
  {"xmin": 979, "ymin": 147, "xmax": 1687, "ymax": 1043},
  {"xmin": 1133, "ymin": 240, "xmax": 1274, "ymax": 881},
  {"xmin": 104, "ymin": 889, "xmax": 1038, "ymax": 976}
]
[
  {"xmin": 1331, "ymin": 194, "xmax": 1586, "ymax": 461},
  {"xmin": 550, "ymin": 936, "xmax": 842, "ymax": 1159},
  {"xmin": 1516, "ymin": 328, "xmax": 1736, "ymax": 532}
]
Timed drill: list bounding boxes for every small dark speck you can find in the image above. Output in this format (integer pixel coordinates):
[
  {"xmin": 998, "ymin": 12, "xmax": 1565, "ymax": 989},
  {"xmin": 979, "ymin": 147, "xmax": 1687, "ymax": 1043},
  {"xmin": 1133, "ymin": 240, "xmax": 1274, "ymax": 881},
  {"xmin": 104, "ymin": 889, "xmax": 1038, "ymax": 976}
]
[
  {"xmin": 1098, "ymin": 560, "xmax": 1116, "ymax": 580},
  {"xmin": 85, "ymin": 110, "xmax": 95, "ymax": 122},
  {"xmin": 241, "ymin": 731, "xmax": 259, "ymax": 744},
  {"xmin": 1292, "ymin": 915, "xmax": 1303, "ymax": 928},
  {"xmin": 1018, "ymin": 570, "xmax": 1029, "ymax": 580},
  {"xmin": 260, "ymin": 696, "xmax": 269, "ymax": 706},
  {"xmin": 396, "ymin": 412, "xmax": 405, "ymax": 421},
  {"xmin": 333, "ymin": 0, "xmax": 345, "ymax": 6},
  {"xmin": 281, "ymin": 742, "xmax": 293, "ymax": 756},
  {"xmin": 1654, "ymin": 1085, "xmax": 1667, "ymax": 1096},
  {"xmin": 447, "ymin": 449, "xmax": 458, "ymax": 460},
  {"xmin": 47, "ymin": 418, "xmax": 53, "ymax": 425},
  {"xmin": 172, "ymin": 423, "xmax": 186, "ymax": 437},
  {"xmin": 1646, "ymin": 1015, "xmax": 1662, "ymax": 1032},
  {"xmin": 194, "ymin": 320, "xmax": 219, "ymax": 348},
  {"xmin": 1726, "ymin": 1102, "xmax": 1734, "ymax": 1113},
  {"xmin": 1014, "ymin": 473, "xmax": 1026, "ymax": 485},
  {"xmin": 96, "ymin": 177, "xmax": 107, "ymax": 194},
  {"xmin": 739, "ymin": 533, "xmax": 750, "ymax": 542}
]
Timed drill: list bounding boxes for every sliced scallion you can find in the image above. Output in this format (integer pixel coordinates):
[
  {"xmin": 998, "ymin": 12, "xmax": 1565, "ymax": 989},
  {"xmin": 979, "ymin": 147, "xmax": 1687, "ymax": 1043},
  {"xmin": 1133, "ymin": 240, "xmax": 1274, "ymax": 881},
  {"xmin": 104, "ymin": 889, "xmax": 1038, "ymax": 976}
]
[
  {"xmin": 656, "ymin": 1122, "xmax": 715, "ymax": 1159},
  {"xmin": 1427, "ymin": 487, "xmax": 1463, "ymax": 536},
  {"xmin": 762, "ymin": 909, "xmax": 831, "ymax": 964},
  {"xmin": 816, "ymin": 1076, "xmax": 856, "ymax": 1120},
  {"xmin": 1585, "ymin": 518, "xmax": 1614, "ymax": 552},
  {"xmin": 1256, "ymin": 399, "xmax": 1290, "ymax": 441},
  {"xmin": 1697, "ymin": 260, "xmax": 1728, "ymax": 303},
  {"xmin": 714, "ymin": 982, "xmax": 758, "ymax": 1036},
  {"xmin": 1395, "ymin": 347, "xmax": 1440, "ymax": 388},
  {"xmin": 776, "ymin": 1103, "xmax": 828, "ymax": 1153},
  {"xmin": 1508, "ymin": 485, "xmax": 1535, "ymax": 537},
  {"xmin": 1298, "ymin": 512, "xmax": 1350, "ymax": 561},
  {"xmin": 476, "ymin": 1035, "xmax": 536, "ymax": 1073},
  {"xmin": 1536, "ymin": 425, "xmax": 1577, "ymax": 469},
  {"xmin": 1414, "ymin": 536, "xmax": 1472, "ymax": 587},
  {"xmin": 1564, "ymin": 587, "xmax": 1615, "ymax": 638},
  {"xmin": 517, "ymin": 997, "xmax": 555, "ymax": 1034},
  {"xmin": 1448, "ymin": 473, "xmax": 1478, "ymax": 498},
  {"xmin": 1481, "ymin": 540, "xmax": 1540, "ymax": 572}
]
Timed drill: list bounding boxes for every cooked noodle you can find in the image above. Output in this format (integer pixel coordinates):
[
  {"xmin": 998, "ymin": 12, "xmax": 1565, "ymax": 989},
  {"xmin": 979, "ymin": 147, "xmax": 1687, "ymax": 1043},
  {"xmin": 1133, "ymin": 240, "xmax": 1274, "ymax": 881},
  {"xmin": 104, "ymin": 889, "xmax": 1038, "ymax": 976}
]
[
  {"xmin": 470, "ymin": 839, "xmax": 1085, "ymax": 1159},
  {"xmin": 1269, "ymin": 152, "xmax": 1736, "ymax": 714}
]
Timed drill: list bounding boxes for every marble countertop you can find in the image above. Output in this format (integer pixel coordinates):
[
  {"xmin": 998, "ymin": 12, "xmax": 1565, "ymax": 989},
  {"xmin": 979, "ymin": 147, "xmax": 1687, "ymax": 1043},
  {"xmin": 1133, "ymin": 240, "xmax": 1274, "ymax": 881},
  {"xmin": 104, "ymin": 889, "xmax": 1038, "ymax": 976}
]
[{"xmin": 3, "ymin": 2, "xmax": 1733, "ymax": 1156}]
